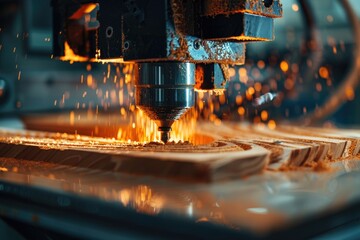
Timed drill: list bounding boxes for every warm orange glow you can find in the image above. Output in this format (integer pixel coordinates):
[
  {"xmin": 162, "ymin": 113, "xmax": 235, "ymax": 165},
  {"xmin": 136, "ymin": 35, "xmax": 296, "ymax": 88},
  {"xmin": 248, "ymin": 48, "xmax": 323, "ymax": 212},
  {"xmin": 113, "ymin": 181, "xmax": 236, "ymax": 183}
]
[
  {"xmin": 60, "ymin": 42, "xmax": 89, "ymax": 64},
  {"xmin": 268, "ymin": 120, "xmax": 276, "ymax": 129},
  {"xmin": 280, "ymin": 61, "xmax": 289, "ymax": 72},
  {"xmin": 239, "ymin": 68, "xmax": 248, "ymax": 83},
  {"xmin": 345, "ymin": 87, "xmax": 355, "ymax": 101},
  {"xmin": 247, "ymin": 87, "xmax": 255, "ymax": 95},
  {"xmin": 69, "ymin": 111, "xmax": 75, "ymax": 126},
  {"xmin": 69, "ymin": 3, "xmax": 98, "ymax": 19},
  {"xmin": 198, "ymin": 100, "xmax": 204, "ymax": 110},
  {"xmin": 235, "ymin": 96, "xmax": 243, "ymax": 105},
  {"xmin": 195, "ymin": 65, "xmax": 204, "ymax": 89},
  {"xmin": 119, "ymin": 189, "xmax": 131, "ymax": 206},
  {"xmin": 228, "ymin": 67, "xmax": 236, "ymax": 78},
  {"xmin": 333, "ymin": 46, "xmax": 337, "ymax": 54},
  {"xmin": 292, "ymin": 4, "xmax": 299, "ymax": 12},
  {"xmin": 117, "ymin": 109, "xmax": 196, "ymax": 143},
  {"xmin": 134, "ymin": 185, "xmax": 164, "ymax": 214},
  {"xmin": 219, "ymin": 94, "xmax": 226, "ymax": 104},
  {"xmin": 87, "ymin": 74, "xmax": 94, "ymax": 87},
  {"xmin": 254, "ymin": 82, "xmax": 261, "ymax": 92},
  {"xmin": 261, "ymin": 111, "xmax": 269, "ymax": 121},
  {"xmin": 319, "ymin": 67, "xmax": 329, "ymax": 79},
  {"xmin": 238, "ymin": 107, "xmax": 245, "ymax": 116},
  {"xmin": 257, "ymin": 60, "xmax": 265, "ymax": 69},
  {"xmin": 59, "ymin": 42, "xmax": 128, "ymax": 64},
  {"xmin": 98, "ymin": 186, "xmax": 165, "ymax": 214},
  {"xmin": 230, "ymin": 36, "xmax": 270, "ymax": 42}
]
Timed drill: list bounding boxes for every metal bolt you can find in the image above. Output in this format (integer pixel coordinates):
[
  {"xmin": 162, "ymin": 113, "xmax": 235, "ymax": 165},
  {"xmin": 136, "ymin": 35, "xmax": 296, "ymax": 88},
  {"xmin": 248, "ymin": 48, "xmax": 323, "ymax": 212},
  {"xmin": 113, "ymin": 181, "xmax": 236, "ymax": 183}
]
[
  {"xmin": 193, "ymin": 40, "xmax": 201, "ymax": 50},
  {"xmin": 124, "ymin": 41, "xmax": 130, "ymax": 50},
  {"xmin": 106, "ymin": 26, "xmax": 113, "ymax": 38}
]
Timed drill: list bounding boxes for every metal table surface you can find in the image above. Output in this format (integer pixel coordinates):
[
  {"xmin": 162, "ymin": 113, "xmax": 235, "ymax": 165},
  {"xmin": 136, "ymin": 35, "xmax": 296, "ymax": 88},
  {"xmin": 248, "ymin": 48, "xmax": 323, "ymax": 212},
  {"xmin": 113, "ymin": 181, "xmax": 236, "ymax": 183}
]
[{"xmin": 0, "ymin": 157, "xmax": 359, "ymax": 239}]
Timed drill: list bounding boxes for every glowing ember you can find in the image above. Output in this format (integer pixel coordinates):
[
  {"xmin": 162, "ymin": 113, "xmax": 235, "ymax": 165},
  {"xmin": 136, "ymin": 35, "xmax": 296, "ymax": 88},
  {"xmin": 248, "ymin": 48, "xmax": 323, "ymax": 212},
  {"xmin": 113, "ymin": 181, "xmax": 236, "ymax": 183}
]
[
  {"xmin": 60, "ymin": 42, "xmax": 89, "ymax": 64},
  {"xmin": 59, "ymin": 42, "xmax": 128, "ymax": 64},
  {"xmin": 268, "ymin": 120, "xmax": 277, "ymax": 130},
  {"xmin": 280, "ymin": 61, "xmax": 289, "ymax": 72},
  {"xmin": 319, "ymin": 67, "xmax": 330, "ymax": 79}
]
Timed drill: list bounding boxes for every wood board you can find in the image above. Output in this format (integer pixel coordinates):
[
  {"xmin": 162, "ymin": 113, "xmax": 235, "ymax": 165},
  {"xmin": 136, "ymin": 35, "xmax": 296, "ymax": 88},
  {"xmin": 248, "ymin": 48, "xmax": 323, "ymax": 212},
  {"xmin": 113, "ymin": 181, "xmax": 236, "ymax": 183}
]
[
  {"xmin": 0, "ymin": 122, "xmax": 360, "ymax": 182},
  {"xmin": 0, "ymin": 128, "xmax": 269, "ymax": 182}
]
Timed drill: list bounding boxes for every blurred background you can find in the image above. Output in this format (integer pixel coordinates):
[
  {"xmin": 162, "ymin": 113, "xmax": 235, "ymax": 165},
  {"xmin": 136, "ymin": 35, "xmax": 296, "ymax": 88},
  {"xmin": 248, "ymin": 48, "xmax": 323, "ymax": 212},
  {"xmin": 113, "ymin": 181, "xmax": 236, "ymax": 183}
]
[
  {"xmin": 0, "ymin": 0, "xmax": 359, "ymax": 138},
  {"xmin": 222, "ymin": 0, "xmax": 360, "ymax": 127}
]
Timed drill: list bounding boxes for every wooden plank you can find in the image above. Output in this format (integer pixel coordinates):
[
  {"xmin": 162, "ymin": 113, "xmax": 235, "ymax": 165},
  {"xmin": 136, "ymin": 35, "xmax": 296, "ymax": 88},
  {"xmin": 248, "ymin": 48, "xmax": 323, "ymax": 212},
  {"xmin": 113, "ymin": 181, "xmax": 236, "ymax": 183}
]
[
  {"xmin": 0, "ymin": 128, "xmax": 270, "ymax": 182},
  {"xmin": 1, "ymin": 122, "xmax": 360, "ymax": 181},
  {"xmin": 200, "ymin": 123, "xmax": 321, "ymax": 167},
  {"xmin": 226, "ymin": 123, "xmax": 330, "ymax": 168},
  {"xmin": 298, "ymin": 127, "xmax": 360, "ymax": 156},
  {"xmin": 275, "ymin": 126, "xmax": 354, "ymax": 159},
  {"xmin": 199, "ymin": 122, "xmax": 360, "ymax": 169},
  {"xmin": 244, "ymin": 125, "xmax": 348, "ymax": 161}
]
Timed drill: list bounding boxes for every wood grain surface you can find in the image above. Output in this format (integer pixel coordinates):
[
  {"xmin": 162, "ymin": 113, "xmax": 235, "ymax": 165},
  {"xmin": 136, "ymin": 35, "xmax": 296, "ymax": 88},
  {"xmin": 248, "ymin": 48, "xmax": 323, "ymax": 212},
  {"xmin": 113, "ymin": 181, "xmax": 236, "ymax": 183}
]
[{"xmin": 0, "ymin": 122, "xmax": 360, "ymax": 182}]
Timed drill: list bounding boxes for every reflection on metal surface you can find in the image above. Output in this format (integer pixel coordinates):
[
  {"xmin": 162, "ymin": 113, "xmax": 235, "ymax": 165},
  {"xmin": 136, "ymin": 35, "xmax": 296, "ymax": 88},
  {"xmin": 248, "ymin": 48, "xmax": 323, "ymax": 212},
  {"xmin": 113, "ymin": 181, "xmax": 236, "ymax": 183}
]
[
  {"xmin": 98, "ymin": 185, "xmax": 165, "ymax": 214},
  {"xmin": 247, "ymin": 207, "xmax": 269, "ymax": 214},
  {"xmin": 119, "ymin": 189, "xmax": 131, "ymax": 206},
  {"xmin": 134, "ymin": 185, "xmax": 164, "ymax": 214},
  {"xmin": 187, "ymin": 203, "xmax": 193, "ymax": 217},
  {"xmin": 0, "ymin": 157, "xmax": 359, "ymax": 235}
]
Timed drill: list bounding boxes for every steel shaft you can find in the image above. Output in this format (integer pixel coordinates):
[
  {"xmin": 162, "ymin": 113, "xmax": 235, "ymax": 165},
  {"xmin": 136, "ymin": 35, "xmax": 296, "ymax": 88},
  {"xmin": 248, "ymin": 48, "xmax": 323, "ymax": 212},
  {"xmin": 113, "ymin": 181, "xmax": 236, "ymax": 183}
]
[{"xmin": 135, "ymin": 62, "xmax": 195, "ymax": 143}]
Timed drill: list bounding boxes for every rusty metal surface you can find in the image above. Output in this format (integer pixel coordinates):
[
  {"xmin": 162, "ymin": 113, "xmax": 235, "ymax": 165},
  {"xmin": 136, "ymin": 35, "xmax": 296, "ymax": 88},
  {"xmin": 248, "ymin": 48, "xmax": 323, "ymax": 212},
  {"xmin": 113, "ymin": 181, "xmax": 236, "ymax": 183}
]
[
  {"xmin": 201, "ymin": 0, "xmax": 283, "ymax": 18},
  {"xmin": 201, "ymin": 12, "xmax": 275, "ymax": 41}
]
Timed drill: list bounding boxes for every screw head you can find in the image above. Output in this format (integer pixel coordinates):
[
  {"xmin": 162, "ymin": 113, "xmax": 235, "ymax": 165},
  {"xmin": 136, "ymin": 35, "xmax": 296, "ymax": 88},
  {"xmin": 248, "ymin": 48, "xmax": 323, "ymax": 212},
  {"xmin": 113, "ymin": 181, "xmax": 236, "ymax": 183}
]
[
  {"xmin": 124, "ymin": 41, "xmax": 130, "ymax": 50},
  {"xmin": 106, "ymin": 26, "xmax": 114, "ymax": 38},
  {"xmin": 193, "ymin": 40, "xmax": 201, "ymax": 50}
]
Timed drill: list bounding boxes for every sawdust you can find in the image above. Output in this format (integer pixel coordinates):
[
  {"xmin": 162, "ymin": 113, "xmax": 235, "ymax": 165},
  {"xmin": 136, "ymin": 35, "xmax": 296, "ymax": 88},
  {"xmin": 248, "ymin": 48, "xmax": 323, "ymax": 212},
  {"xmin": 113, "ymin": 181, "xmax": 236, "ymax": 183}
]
[
  {"xmin": 139, "ymin": 140, "xmax": 246, "ymax": 153},
  {"xmin": 277, "ymin": 165, "xmax": 304, "ymax": 172},
  {"xmin": 311, "ymin": 161, "xmax": 332, "ymax": 172},
  {"xmin": 277, "ymin": 161, "xmax": 333, "ymax": 172},
  {"xmin": 0, "ymin": 130, "xmax": 246, "ymax": 154}
]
